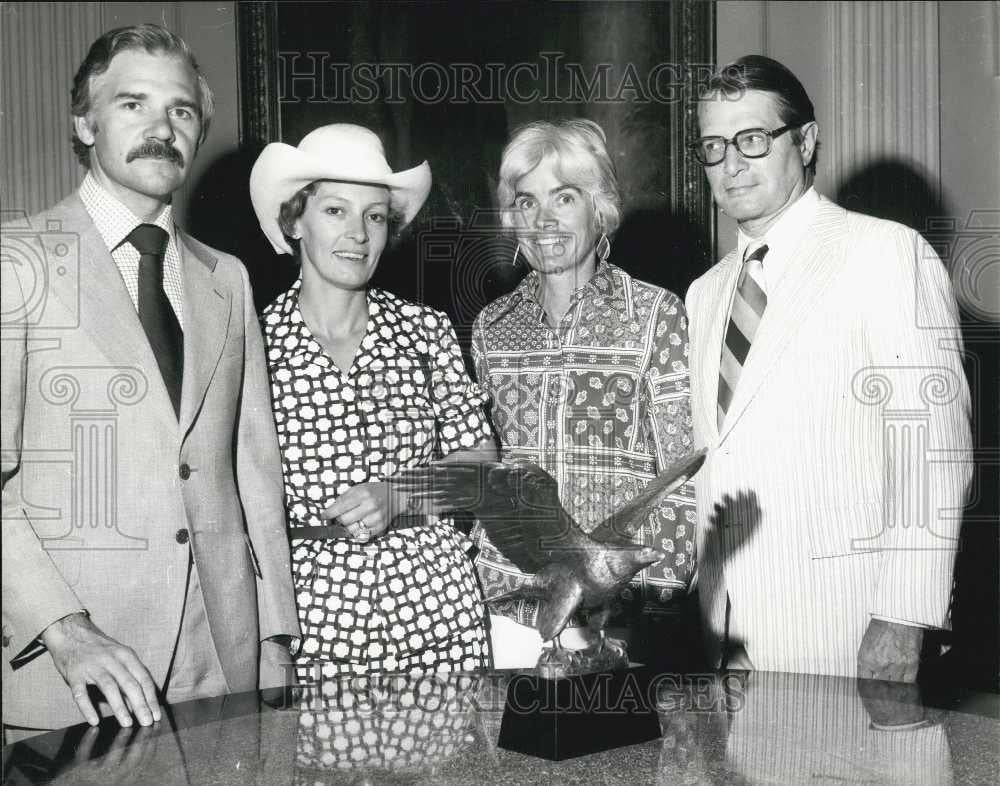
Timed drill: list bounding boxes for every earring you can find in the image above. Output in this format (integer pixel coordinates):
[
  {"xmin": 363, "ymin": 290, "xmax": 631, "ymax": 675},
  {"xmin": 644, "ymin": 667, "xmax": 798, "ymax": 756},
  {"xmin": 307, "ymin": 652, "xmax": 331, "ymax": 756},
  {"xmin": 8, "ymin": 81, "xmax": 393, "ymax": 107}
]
[
  {"xmin": 596, "ymin": 232, "xmax": 611, "ymax": 263},
  {"xmin": 512, "ymin": 243, "xmax": 521, "ymax": 267}
]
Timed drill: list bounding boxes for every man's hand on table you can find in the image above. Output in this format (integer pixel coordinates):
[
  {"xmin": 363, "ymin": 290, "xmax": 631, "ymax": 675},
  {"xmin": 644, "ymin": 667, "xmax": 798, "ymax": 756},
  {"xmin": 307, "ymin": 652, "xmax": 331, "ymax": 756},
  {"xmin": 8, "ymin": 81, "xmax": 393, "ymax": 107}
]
[
  {"xmin": 65, "ymin": 724, "xmax": 160, "ymax": 785},
  {"xmin": 41, "ymin": 612, "xmax": 161, "ymax": 728},
  {"xmin": 857, "ymin": 618, "xmax": 923, "ymax": 683},
  {"xmin": 857, "ymin": 678, "xmax": 927, "ymax": 727}
]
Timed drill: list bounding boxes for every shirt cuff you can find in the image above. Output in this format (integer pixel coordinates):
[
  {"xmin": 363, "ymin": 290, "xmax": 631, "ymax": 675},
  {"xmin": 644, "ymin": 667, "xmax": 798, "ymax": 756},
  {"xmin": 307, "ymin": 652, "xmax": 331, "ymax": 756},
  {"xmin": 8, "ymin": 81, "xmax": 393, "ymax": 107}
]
[
  {"xmin": 870, "ymin": 614, "xmax": 931, "ymax": 630},
  {"xmin": 262, "ymin": 634, "xmax": 301, "ymax": 657}
]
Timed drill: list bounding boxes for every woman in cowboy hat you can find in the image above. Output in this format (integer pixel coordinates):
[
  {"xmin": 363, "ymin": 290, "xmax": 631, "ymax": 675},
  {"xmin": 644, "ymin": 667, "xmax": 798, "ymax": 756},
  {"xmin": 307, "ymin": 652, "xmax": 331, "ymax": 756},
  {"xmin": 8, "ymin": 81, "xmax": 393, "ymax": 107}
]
[{"xmin": 250, "ymin": 124, "xmax": 495, "ymax": 679}]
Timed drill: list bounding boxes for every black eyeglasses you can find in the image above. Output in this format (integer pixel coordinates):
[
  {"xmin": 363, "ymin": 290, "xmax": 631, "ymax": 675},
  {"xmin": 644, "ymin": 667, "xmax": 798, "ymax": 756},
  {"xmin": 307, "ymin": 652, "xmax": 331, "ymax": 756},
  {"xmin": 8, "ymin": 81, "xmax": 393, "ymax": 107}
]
[{"xmin": 689, "ymin": 124, "xmax": 797, "ymax": 166}]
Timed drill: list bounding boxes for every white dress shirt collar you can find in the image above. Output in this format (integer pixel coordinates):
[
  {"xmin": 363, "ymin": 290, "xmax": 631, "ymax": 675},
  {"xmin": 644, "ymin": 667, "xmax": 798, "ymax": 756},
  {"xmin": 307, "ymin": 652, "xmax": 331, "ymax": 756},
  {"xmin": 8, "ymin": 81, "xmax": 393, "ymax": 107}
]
[
  {"xmin": 79, "ymin": 171, "xmax": 173, "ymax": 252},
  {"xmin": 736, "ymin": 186, "xmax": 821, "ymax": 292}
]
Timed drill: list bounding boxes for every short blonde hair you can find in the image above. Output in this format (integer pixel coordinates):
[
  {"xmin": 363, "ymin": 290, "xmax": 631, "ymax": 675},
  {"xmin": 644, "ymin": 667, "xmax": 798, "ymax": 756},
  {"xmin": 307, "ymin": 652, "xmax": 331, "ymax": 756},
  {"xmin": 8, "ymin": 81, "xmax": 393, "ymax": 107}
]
[{"xmin": 497, "ymin": 119, "xmax": 622, "ymax": 235}]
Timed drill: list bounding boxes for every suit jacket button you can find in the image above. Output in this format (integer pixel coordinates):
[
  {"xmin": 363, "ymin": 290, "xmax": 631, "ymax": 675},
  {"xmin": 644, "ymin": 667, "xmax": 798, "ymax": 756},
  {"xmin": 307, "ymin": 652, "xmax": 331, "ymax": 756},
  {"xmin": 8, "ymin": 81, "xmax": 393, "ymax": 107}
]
[
  {"xmin": 175, "ymin": 529, "xmax": 190, "ymax": 544},
  {"xmin": 179, "ymin": 463, "xmax": 191, "ymax": 480}
]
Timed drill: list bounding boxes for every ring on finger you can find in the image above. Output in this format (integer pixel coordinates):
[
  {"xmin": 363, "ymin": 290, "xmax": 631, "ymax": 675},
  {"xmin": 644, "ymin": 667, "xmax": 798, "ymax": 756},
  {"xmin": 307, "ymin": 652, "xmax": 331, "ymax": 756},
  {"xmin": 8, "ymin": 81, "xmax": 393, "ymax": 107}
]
[{"xmin": 351, "ymin": 519, "xmax": 370, "ymax": 540}]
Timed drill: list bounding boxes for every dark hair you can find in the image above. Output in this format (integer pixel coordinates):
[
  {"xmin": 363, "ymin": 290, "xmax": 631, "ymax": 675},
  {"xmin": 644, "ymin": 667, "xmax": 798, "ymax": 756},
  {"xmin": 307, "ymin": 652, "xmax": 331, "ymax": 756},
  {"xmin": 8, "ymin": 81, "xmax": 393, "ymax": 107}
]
[
  {"xmin": 705, "ymin": 55, "xmax": 818, "ymax": 173},
  {"xmin": 277, "ymin": 180, "xmax": 405, "ymax": 257},
  {"xmin": 278, "ymin": 183, "xmax": 319, "ymax": 240},
  {"xmin": 71, "ymin": 24, "xmax": 215, "ymax": 168}
]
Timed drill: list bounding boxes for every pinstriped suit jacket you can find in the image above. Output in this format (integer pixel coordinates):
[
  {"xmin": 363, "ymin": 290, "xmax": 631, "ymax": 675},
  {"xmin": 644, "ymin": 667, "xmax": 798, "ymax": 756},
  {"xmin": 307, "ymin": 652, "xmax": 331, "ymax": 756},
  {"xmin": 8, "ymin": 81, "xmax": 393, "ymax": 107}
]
[
  {"xmin": 1, "ymin": 194, "xmax": 300, "ymax": 728},
  {"xmin": 686, "ymin": 195, "xmax": 972, "ymax": 676}
]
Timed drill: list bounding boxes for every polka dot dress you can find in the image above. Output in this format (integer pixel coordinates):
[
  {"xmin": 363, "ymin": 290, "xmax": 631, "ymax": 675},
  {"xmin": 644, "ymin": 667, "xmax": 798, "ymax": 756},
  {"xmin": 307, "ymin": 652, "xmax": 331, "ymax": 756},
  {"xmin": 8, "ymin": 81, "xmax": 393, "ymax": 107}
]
[{"xmin": 262, "ymin": 280, "xmax": 493, "ymax": 679}]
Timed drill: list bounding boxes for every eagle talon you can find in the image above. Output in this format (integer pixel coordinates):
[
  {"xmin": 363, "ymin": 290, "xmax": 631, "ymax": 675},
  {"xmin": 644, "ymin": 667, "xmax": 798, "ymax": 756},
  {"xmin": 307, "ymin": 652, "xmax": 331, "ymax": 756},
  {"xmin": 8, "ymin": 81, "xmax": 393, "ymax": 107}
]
[
  {"xmin": 599, "ymin": 633, "xmax": 628, "ymax": 660},
  {"xmin": 537, "ymin": 636, "xmax": 584, "ymax": 677},
  {"xmin": 578, "ymin": 631, "xmax": 629, "ymax": 670}
]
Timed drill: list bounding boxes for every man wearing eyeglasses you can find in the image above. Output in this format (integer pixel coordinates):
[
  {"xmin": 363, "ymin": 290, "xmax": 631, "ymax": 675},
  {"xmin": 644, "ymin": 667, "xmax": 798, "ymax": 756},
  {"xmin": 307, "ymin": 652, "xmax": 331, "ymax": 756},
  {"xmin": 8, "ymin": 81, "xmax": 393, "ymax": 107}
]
[{"xmin": 685, "ymin": 56, "xmax": 971, "ymax": 680}]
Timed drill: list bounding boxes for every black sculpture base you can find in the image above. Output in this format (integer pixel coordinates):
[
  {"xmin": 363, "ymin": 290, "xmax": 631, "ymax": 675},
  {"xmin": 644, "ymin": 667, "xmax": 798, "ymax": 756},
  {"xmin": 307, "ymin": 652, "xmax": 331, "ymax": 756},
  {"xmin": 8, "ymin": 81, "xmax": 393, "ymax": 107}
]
[{"xmin": 497, "ymin": 665, "xmax": 661, "ymax": 760}]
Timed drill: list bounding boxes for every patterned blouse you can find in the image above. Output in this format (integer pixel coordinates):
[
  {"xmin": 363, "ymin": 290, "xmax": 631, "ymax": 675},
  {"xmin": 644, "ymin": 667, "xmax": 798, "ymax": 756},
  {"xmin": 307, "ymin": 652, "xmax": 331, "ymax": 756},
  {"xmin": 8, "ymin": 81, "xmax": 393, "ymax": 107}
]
[
  {"xmin": 263, "ymin": 279, "xmax": 492, "ymax": 526},
  {"xmin": 261, "ymin": 280, "xmax": 493, "ymax": 676},
  {"xmin": 471, "ymin": 262, "xmax": 697, "ymax": 627}
]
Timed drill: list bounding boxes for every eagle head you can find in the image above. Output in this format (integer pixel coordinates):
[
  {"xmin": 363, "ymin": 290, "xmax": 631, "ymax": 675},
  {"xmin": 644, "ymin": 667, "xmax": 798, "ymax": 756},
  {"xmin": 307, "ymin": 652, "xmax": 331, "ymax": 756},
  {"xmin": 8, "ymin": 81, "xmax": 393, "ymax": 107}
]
[
  {"xmin": 605, "ymin": 545, "xmax": 667, "ymax": 584},
  {"xmin": 633, "ymin": 546, "xmax": 666, "ymax": 569}
]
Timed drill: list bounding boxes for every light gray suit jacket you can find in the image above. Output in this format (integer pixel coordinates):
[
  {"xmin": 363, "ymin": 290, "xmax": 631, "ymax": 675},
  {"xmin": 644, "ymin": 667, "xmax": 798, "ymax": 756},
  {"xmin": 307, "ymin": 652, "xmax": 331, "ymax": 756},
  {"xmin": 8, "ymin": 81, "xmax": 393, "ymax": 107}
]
[
  {"xmin": 687, "ymin": 196, "xmax": 972, "ymax": 676},
  {"xmin": 1, "ymin": 193, "xmax": 300, "ymax": 728}
]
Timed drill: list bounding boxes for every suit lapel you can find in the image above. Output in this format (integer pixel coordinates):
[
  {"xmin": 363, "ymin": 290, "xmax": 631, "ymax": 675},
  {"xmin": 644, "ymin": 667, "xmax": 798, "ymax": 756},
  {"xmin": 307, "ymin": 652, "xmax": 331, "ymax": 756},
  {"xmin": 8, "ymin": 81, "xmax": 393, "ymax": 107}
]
[
  {"xmin": 698, "ymin": 252, "xmax": 741, "ymax": 441},
  {"xmin": 178, "ymin": 231, "xmax": 231, "ymax": 439},
  {"xmin": 719, "ymin": 199, "xmax": 848, "ymax": 441},
  {"xmin": 49, "ymin": 195, "xmax": 179, "ymax": 426}
]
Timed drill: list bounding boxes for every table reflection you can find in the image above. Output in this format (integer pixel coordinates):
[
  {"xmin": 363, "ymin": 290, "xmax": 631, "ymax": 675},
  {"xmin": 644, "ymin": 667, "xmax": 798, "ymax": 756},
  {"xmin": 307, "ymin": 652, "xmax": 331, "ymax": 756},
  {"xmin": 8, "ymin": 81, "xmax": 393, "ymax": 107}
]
[
  {"xmin": 291, "ymin": 672, "xmax": 498, "ymax": 780},
  {"xmin": 3, "ymin": 670, "xmax": 996, "ymax": 785},
  {"xmin": 657, "ymin": 672, "xmax": 961, "ymax": 785}
]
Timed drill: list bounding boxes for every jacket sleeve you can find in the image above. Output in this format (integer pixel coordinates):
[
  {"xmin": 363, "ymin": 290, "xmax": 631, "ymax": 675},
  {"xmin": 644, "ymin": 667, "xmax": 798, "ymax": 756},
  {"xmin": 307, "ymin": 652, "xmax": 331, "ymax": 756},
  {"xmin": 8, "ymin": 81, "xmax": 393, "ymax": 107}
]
[
  {"xmin": 1, "ymin": 236, "xmax": 84, "ymax": 664},
  {"xmin": 232, "ymin": 262, "xmax": 301, "ymax": 647},
  {"xmin": 864, "ymin": 225, "xmax": 972, "ymax": 628}
]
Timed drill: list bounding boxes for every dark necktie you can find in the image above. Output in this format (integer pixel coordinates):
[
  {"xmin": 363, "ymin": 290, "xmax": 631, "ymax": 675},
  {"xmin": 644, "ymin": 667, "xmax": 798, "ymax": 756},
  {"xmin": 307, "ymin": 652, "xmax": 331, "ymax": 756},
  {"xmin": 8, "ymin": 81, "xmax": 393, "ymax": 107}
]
[
  {"xmin": 718, "ymin": 243, "xmax": 769, "ymax": 428},
  {"xmin": 127, "ymin": 224, "xmax": 183, "ymax": 417}
]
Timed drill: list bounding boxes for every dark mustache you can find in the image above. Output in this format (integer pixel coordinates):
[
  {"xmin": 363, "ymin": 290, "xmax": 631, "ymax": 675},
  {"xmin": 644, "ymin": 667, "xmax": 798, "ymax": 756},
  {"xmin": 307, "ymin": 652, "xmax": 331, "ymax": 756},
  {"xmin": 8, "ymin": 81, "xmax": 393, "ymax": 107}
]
[{"xmin": 126, "ymin": 141, "xmax": 184, "ymax": 167}]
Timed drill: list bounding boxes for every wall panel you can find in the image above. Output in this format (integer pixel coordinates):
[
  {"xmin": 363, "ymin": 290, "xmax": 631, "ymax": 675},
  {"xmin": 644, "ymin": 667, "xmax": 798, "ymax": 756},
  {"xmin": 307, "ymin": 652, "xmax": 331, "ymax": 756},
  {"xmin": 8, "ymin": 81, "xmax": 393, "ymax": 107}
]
[
  {"xmin": 1, "ymin": 2, "xmax": 106, "ymax": 218},
  {"xmin": 0, "ymin": 2, "xmax": 237, "ymax": 227}
]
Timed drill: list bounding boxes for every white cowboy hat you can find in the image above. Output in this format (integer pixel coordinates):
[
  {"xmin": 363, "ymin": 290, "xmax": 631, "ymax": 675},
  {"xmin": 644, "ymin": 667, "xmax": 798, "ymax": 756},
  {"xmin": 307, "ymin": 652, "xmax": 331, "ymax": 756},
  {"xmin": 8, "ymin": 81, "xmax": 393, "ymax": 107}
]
[{"xmin": 250, "ymin": 123, "xmax": 432, "ymax": 255}]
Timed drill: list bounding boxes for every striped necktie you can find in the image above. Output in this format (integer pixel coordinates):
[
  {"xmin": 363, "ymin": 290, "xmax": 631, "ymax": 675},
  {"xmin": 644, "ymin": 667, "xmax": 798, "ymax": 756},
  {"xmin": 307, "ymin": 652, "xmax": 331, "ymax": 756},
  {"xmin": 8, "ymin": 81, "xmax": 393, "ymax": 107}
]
[{"xmin": 718, "ymin": 243, "xmax": 769, "ymax": 428}]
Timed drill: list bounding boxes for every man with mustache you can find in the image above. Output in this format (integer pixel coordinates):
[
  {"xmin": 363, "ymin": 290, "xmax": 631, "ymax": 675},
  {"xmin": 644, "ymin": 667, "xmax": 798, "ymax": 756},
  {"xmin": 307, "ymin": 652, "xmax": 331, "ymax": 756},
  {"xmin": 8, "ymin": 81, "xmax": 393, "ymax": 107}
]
[{"xmin": 1, "ymin": 24, "xmax": 300, "ymax": 740}]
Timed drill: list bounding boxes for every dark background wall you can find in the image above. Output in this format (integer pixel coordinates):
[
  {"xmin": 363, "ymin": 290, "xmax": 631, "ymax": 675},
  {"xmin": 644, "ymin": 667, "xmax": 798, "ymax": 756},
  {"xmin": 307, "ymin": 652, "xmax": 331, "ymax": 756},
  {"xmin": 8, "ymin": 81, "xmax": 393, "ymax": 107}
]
[{"xmin": 191, "ymin": 1, "xmax": 714, "ymax": 344}]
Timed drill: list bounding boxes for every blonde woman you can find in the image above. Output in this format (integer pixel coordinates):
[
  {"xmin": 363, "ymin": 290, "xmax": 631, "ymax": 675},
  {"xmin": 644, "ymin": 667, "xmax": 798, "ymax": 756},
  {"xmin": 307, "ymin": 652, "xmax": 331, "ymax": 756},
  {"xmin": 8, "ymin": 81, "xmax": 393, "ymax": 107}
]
[{"xmin": 471, "ymin": 119, "xmax": 697, "ymax": 668}]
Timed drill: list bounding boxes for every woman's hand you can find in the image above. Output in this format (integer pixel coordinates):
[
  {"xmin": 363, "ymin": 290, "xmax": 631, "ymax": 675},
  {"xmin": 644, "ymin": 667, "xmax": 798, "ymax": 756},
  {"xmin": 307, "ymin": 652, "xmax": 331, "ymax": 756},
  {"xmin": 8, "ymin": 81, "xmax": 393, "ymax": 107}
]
[
  {"xmin": 323, "ymin": 440, "xmax": 497, "ymax": 543},
  {"xmin": 323, "ymin": 482, "xmax": 401, "ymax": 542}
]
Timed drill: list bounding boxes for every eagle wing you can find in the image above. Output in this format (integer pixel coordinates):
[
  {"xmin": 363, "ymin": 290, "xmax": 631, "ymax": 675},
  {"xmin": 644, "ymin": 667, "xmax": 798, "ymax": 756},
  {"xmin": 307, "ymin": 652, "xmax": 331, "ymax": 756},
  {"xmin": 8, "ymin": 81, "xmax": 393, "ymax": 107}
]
[
  {"xmin": 391, "ymin": 461, "xmax": 574, "ymax": 574},
  {"xmin": 587, "ymin": 449, "xmax": 706, "ymax": 546}
]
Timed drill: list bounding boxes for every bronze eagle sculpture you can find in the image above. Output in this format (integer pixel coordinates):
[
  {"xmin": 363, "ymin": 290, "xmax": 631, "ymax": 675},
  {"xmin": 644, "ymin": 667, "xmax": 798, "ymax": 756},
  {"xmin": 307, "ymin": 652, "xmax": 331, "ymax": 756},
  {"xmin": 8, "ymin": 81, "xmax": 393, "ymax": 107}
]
[{"xmin": 391, "ymin": 449, "xmax": 705, "ymax": 672}]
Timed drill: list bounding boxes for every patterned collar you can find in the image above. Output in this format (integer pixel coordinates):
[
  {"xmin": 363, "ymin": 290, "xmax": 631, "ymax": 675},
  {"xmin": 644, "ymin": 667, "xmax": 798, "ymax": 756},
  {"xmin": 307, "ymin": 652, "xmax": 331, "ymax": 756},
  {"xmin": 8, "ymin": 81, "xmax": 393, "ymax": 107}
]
[
  {"xmin": 485, "ymin": 261, "xmax": 623, "ymax": 327},
  {"xmin": 79, "ymin": 172, "xmax": 173, "ymax": 253},
  {"xmin": 266, "ymin": 278, "xmax": 412, "ymax": 371}
]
